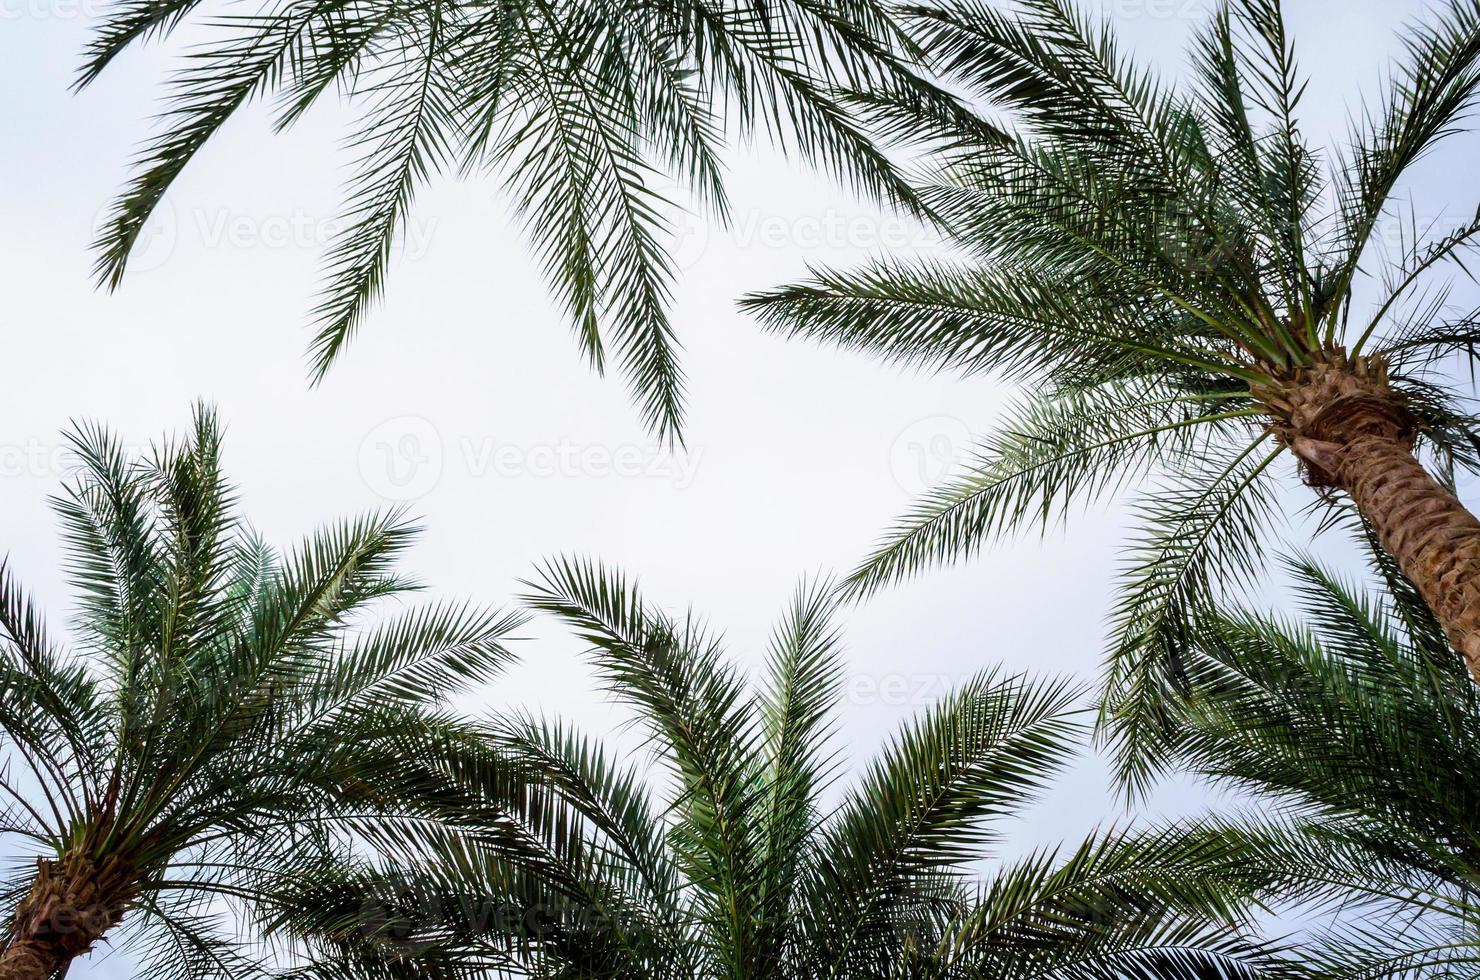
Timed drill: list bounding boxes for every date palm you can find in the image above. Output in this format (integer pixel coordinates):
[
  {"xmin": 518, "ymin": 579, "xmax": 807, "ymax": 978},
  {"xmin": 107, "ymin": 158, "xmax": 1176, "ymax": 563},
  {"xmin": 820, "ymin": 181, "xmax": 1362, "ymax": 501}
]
[
  {"xmin": 280, "ymin": 558, "xmax": 1291, "ymax": 979},
  {"xmin": 744, "ymin": 0, "xmax": 1480, "ymax": 784},
  {"xmin": 81, "ymin": 0, "xmax": 963, "ymax": 441},
  {"xmin": 1162, "ymin": 552, "xmax": 1480, "ymax": 977},
  {"xmin": 0, "ymin": 407, "xmax": 523, "ymax": 980}
]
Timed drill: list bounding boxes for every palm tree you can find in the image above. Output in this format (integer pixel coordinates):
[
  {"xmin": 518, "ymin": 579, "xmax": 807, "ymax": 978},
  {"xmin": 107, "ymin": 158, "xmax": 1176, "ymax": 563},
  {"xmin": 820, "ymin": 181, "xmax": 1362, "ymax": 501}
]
[
  {"xmin": 0, "ymin": 406, "xmax": 523, "ymax": 980},
  {"xmin": 278, "ymin": 558, "xmax": 1292, "ymax": 979},
  {"xmin": 81, "ymin": 0, "xmax": 967, "ymax": 441},
  {"xmin": 1159, "ymin": 551, "xmax": 1480, "ymax": 976},
  {"xmin": 743, "ymin": 0, "xmax": 1480, "ymax": 781}
]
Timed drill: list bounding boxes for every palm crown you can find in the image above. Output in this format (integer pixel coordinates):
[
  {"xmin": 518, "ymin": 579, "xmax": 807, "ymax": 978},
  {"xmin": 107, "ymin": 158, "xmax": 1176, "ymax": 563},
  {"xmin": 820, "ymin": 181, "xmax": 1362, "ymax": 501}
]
[
  {"xmin": 83, "ymin": 0, "xmax": 962, "ymax": 440},
  {"xmin": 0, "ymin": 407, "xmax": 523, "ymax": 980},
  {"xmin": 1163, "ymin": 552, "xmax": 1480, "ymax": 977},
  {"xmin": 744, "ymin": 0, "xmax": 1480, "ymax": 786},
  {"xmin": 283, "ymin": 558, "xmax": 1290, "ymax": 979}
]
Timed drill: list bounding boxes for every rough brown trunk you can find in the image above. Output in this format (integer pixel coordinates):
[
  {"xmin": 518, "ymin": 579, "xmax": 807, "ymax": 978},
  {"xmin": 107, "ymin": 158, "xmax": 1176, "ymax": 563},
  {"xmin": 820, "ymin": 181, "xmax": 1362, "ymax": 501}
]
[
  {"xmin": 0, "ymin": 853, "xmax": 135, "ymax": 980},
  {"xmin": 0, "ymin": 939, "xmax": 61, "ymax": 980},
  {"xmin": 1257, "ymin": 350, "xmax": 1480, "ymax": 681}
]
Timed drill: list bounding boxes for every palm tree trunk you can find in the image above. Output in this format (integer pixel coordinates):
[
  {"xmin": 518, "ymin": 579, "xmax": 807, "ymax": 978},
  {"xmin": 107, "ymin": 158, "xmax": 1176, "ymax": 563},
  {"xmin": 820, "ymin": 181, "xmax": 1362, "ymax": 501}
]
[
  {"xmin": 0, "ymin": 855, "xmax": 132, "ymax": 980},
  {"xmin": 1270, "ymin": 352, "xmax": 1480, "ymax": 682},
  {"xmin": 0, "ymin": 940, "xmax": 65, "ymax": 980},
  {"xmin": 1296, "ymin": 430, "xmax": 1480, "ymax": 681}
]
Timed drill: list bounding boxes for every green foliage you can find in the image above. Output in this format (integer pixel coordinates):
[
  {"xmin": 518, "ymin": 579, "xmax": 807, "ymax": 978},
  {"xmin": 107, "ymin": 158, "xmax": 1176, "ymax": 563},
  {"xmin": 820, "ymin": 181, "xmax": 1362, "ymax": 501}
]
[
  {"xmin": 743, "ymin": 0, "xmax": 1480, "ymax": 786},
  {"xmin": 83, "ymin": 0, "xmax": 961, "ymax": 441},
  {"xmin": 0, "ymin": 405, "xmax": 524, "ymax": 978},
  {"xmin": 282, "ymin": 558, "xmax": 1294, "ymax": 978},
  {"xmin": 1161, "ymin": 555, "xmax": 1480, "ymax": 977}
]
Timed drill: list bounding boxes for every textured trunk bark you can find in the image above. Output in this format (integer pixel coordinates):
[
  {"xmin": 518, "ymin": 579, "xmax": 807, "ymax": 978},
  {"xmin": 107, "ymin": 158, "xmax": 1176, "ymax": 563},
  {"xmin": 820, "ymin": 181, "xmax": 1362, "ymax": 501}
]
[
  {"xmin": 1296, "ymin": 431, "xmax": 1480, "ymax": 681},
  {"xmin": 0, "ymin": 938, "xmax": 65, "ymax": 980},
  {"xmin": 0, "ymin": 854, "xmax": 133, "ymax": 980},
  {"xmin": 1259, "ymin": 351, "xmax": 1480, "ymax": 681}
]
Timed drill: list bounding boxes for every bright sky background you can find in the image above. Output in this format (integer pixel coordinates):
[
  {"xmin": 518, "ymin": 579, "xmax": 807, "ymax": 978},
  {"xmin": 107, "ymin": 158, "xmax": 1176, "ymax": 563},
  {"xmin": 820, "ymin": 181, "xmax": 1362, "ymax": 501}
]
[{"xmin": 1, "ymin": 0, "xmax": 1475, "ymax": 973}]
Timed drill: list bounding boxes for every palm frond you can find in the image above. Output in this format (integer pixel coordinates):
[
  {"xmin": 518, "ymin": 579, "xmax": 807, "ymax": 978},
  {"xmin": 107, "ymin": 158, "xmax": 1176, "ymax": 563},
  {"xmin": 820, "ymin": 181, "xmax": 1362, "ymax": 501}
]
[
  {"xmin": 1099, "ymin": 438, "xmax": 1284, "ymax": 799},
  {"xmin": 0, "ymin": 409, "xmax": 528, "ymax": 978},
  {"xmin": 1157, "ymin": 556, "xmax": 1480, "ymax": 973},
  {"xmin": 845, "ymin": 381, "xmax": 1261, "ymax": 598},
  {"xmin": 307, "ymin": 5, "xmax": 459, "ymax": 381},
  {"xmin": 521, "ymin": 556, "xmax": 764, "ymax": 966},
  {"xmin": 801, "ymin": 669, "xmax": 1083, "ymax": 971},
  {"xmin": 1328, "ymin": 0, "xmax": 1480, "ymax": 315},
  {"xmin": 269, "ymin": 558, "xmax": 1285, "ymax": 978},
  {"xmin": 87, "ymin": 0, "xmax": 952, "ymax": 437}
]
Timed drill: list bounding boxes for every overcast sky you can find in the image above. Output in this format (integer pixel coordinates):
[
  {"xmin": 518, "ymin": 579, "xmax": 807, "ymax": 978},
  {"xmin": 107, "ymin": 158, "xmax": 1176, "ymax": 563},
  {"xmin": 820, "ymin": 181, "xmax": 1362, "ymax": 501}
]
[{"xmin": 0, "ymin": 0, "xmax": 1474, "ymax": 973}]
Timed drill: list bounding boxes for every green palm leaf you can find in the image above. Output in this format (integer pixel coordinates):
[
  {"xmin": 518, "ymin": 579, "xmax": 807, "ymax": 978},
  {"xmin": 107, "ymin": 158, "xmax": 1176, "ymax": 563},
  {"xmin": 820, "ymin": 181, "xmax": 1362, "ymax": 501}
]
[
  {"xmin": 282, "ymin": 560, "xmax": 1292, "ymax": 979},
  {"xmin": 748, "ymin": 0, "xmax": 1480, "ymax": 777},
  {"xmin": 84, "ymin": 0, "xmax": 953, "ymax": 438},
  {"xmin": 0, "ymin": 405, "xmax": 523, "ymax": 978},
  {"xmin": 1156, "ymin": 556, "xmax": 1480, "ymax": 976}
]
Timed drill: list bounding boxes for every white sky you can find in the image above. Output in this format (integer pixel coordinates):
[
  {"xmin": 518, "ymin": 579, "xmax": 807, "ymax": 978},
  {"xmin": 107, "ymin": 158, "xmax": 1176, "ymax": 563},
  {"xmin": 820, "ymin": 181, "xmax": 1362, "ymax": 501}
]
[{"xmin": 0, "ymin": 0, "xmax": 1474, "ymax": 974}]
